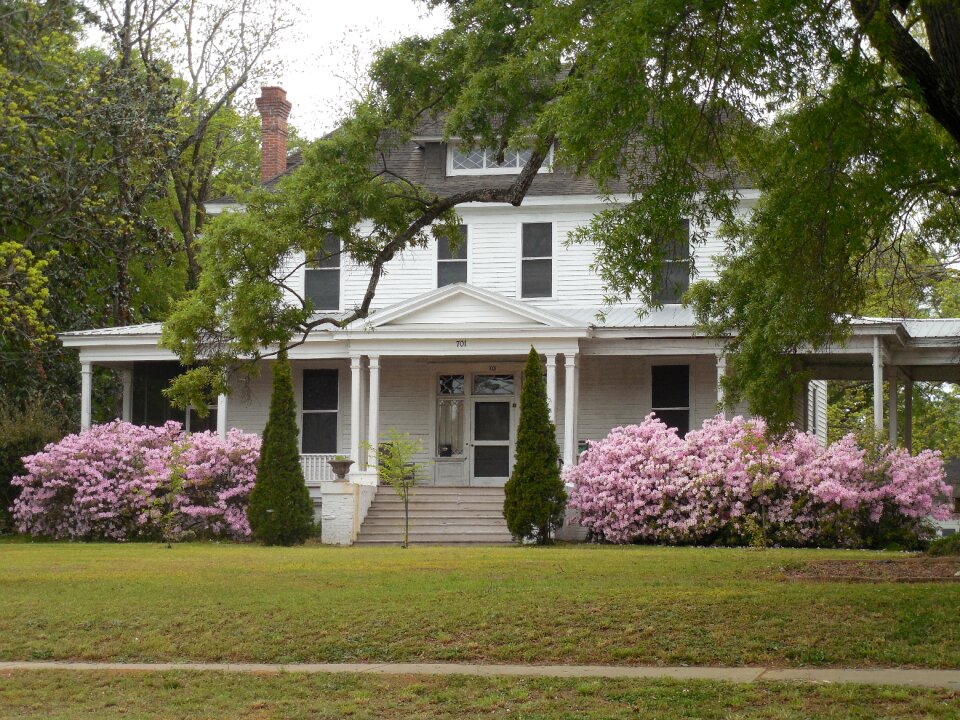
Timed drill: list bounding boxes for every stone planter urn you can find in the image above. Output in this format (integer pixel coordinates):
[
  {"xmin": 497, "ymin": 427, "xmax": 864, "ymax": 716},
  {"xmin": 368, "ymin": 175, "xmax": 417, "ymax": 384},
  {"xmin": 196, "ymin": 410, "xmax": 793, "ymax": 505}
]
[{"xmin": 327, "ymin": 458, "xmax": 354, "ymax": 481}]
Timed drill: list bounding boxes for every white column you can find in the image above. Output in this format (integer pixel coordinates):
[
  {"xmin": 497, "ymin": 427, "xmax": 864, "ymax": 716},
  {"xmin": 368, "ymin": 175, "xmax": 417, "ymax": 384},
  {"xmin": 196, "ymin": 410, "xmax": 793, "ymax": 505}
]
[
  {"xmin": 716, "ymin": 354, "xmax": 727, "ymax": 419},
  {"xmin": 563, "ymin": 354, "xmax": 578, "ymax": 467},
  {"xmin": 120, "ymin": 368, "xmax": 133, "ymax": 422},
  {"xmin": 359, "ymin": 357, "xmax": 368, "ymax": 468},
  {"xmin": 904, "ymin": 378, "xmax": 913, "ymax": 453},
  {"xmin": 545, "ymin": 353, "xmax": 557, "ymax": 424},
  {"xmin": 872, "ymin": 336, "xmax": 884, "ymax": 434},
  {"xmin": 367, "ymin": 355, "xmax": 381, "ymax": 462},
  {"xmin": 888, "ymin": 375, "xmax": 898, "ymax": 447},
  {"xmin": 216, "ymin": 393, "xmax": 228, "ymax": 439},
  {"xmin": 350, "ymin": 355, "xmax": 363, "ymax": 465},
  {"xmin": 80, "ymin": 361, "xmax": 93, "ymax": 430}
]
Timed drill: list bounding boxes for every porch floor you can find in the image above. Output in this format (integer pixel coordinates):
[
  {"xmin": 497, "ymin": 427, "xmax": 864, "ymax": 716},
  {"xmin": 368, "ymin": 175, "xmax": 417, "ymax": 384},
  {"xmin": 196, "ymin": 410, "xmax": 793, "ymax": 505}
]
[{"xmin": 355, "ymin": 486, "xmax": 513, "ymax": 545}]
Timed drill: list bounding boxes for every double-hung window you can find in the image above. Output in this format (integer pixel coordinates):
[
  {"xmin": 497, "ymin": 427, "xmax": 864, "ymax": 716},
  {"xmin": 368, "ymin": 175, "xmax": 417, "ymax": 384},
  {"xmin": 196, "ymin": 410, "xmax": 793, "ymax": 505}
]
[
  {"xmin": 186, "ymin": 405, "xmax": 217, "ymax": 433},
  {"xmin": 437, "ymin": 225, "xmax": 468, "ymax": 287},
  {"xmin": 651, "ymin": 364, "xmax": 690, "ymax": 436},
  {"xmin": 521, "ymin": 222, "xmax": 552, "ymax": 298},
  {"xmin": 305, "ymin": 235, "xmax": 341, "ymax": 311},
  {"xmin": 302, "ymin": 369, "xmax": 338, "ymax": 453},
  {"xmin": 652, "ymin": 220, "xmax": 691, "ymax": 305}
]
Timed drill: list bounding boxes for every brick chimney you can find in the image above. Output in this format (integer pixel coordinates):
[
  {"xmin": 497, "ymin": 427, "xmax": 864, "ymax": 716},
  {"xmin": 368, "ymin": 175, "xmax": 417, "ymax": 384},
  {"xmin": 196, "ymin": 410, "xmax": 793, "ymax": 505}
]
[{"xmin": 255, "ymin": 86, "xmax": 292, "ymax": 183}]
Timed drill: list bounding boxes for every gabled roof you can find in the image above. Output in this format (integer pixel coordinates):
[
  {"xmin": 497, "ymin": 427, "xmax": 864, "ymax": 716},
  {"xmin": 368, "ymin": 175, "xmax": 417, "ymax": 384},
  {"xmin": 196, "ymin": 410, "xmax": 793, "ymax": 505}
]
[{"xmin": 351, "ymin": 283, "xmax": 582, "ymax": 330}]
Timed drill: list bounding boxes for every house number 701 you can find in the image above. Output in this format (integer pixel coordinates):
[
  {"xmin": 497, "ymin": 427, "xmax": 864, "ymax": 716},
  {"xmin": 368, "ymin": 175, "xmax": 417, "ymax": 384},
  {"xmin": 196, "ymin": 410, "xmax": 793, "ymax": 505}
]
[{"xmin": 456, "ymin": 340, "xmax": 467, "ymax": 348}]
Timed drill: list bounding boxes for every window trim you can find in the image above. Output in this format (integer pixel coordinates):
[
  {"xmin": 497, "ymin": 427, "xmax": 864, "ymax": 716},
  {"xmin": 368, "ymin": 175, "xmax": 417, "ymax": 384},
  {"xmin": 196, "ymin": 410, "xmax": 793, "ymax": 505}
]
[
  {"xmin": 304, "ymin": 236, "xmax": 343, "ymax": 313},
  {"xmin": 436, "ymin": 224, "xmax": 469, "ymax": 288},
  {"xmin": 300, "ymin": 367, "xmax": 340, "ymax": 454},
  {"xmin": 185, "ymin": 404, "xmax": 218, "ymax": 434},
  {"xmin": 650, "ymin": 363, "xmax": 692, "ymax": 436},
  {"xmin": 518, "ymin": 221, "xmax": 555, "ymax": 300},
  {"xmin": 446, "ymin": 143, "xmax": 554, "ymax": 176}
]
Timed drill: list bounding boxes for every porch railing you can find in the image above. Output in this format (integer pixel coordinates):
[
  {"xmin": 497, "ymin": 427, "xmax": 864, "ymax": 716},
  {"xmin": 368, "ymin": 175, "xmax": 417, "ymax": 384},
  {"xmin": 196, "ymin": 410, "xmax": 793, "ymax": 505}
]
[{"xmin": 299, "ymin": 454, "xmax": 338, "ymax": 485}]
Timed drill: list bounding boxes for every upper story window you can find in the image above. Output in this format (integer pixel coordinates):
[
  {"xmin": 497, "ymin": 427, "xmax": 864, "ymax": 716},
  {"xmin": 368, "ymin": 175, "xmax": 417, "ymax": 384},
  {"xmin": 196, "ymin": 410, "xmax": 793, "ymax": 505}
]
[
  {"xmin": 305, "ymin": 235, "xmax": 340, "ymax": 311},
  {"xmin": 521, "ymin": 222, "xmax": 552, "ymax": 298},
  {"xmin": 447, "ymin": 144, "xmax": 553, "ymax": 176},
  {"xmin": 437, "ymin": 225, "xmax": 468, "ymax": 287},
  {"xmin": 652, "ymin": 220, "xmax": 691, "ymax": 305}
]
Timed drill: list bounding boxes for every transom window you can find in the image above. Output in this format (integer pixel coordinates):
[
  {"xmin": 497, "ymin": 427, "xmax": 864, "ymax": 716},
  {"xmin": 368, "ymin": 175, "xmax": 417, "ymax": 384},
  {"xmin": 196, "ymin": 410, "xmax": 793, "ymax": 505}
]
[
  {"xmin": 305, "ymin": 235, "xmax": 341, "ymax": 311},
  {"xmin": 302, "ymin": 369, "xmax": 338, "ymax": 453},
  {"xmin": 652, "ymin": 220, "xmax": 691, "ymax": 305},
  {"xmin": 447, "ymin": 144, "xmax": 553, "ymax": 175},
  {"xmin": 652, "ymin": 364, "xmax": 690, "ymax": 436},
  {"xmin": 521, "ymin": 222, "xmax": 552, "ymax": 298},
  {"xmin": 437, "ymin": 225, "xmax": 468, "ymax": 287}
]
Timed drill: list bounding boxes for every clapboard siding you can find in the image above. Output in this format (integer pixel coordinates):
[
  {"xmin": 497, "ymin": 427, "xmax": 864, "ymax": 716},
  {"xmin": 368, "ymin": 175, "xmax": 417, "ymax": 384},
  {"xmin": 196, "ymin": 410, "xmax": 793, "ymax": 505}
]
[
  {"xmin": 377, "ymin": 357, "xmax": 434, "ymax": 466},
  {"xmin": 289, "ymin": 199, "xmax": 747, "ymax": 311}
]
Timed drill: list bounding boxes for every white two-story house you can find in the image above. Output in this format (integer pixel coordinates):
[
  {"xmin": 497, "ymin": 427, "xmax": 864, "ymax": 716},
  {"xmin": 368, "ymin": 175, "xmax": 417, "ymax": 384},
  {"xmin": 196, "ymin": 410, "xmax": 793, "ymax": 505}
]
[{"xmin": 61, "ymin": 87, "xmax": 960, "ymax": 544}]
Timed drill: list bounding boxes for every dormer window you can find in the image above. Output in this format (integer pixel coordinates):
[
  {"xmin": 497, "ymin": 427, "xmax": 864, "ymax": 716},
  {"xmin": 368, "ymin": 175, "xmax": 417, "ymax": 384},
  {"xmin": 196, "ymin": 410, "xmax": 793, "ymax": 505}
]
[
  {"xmin": 447, "ymin": 144, "xmax": 553, "ymax": 176},
  {"xmin": 305, "ymin": 235, "xmax": 341, "ymax": 311}
]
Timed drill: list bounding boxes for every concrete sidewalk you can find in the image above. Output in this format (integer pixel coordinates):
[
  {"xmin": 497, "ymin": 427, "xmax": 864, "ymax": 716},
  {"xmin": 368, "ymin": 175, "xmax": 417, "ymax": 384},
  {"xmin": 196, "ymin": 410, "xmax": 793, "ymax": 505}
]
[{"xmin": 1, "ymin": 661, "xmax": 958, "ymax": 690}]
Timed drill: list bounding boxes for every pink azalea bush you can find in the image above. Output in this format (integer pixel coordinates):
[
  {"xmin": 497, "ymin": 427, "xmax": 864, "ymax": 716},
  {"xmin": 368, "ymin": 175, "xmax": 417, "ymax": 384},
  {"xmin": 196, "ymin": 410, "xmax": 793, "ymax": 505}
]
[
  {"xmin": 567, "ymin": 414, "xmax": 951, "ymax": 548},
  {"xmin": 11, "ymin": 421, "xmax": 260, "ymax": 541}
]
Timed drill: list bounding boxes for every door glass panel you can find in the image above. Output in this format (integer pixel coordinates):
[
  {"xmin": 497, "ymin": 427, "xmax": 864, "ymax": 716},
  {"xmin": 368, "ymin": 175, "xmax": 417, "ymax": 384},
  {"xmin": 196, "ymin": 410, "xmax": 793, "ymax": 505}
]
[
  {"xmin": 438, "ymin": 374, "xmax": 465, "ymax": 395},
  {"xmin": 474, "ymin": 445, "xmax": 510, "ymax": 477},
  {"xmin": 472, "ymin": 374, "xmax": 514, "ymax": 395},
  {"xmin": 475, "ymin": 401, "xmax": 510, "ymax": 441},
  {"xmin": 437, "ymin": 398, "xmax": 464, "ymax": 456}
]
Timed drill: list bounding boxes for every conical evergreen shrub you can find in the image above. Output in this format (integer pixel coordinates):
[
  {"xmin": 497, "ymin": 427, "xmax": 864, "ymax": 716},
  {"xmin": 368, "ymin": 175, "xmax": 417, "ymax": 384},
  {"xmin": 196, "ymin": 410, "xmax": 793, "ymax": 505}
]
[
  {"xmin": 247, "ymin": 348, "xmax": 314, "ymax": 545},
  {"xmin": 503, "ymin": 347, "xmax": 567, "ymax": 543}
]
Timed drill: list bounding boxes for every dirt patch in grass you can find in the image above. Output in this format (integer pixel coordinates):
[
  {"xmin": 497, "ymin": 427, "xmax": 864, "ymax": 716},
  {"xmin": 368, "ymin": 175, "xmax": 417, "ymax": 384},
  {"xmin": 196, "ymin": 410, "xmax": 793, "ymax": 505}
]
[{"xmin": 784, "ymin": 557, "xmax": 960, "ymax": 583}]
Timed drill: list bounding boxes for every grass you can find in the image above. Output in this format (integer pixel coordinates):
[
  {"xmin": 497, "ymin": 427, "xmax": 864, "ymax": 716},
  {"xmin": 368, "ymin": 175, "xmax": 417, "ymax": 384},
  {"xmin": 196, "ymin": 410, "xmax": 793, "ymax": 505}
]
[
  {"xmin": 1, "ymin": 671, "xmax": 958, "ymax": 719},
  {"xmin": 1, "ymin": 542, "xmax": 958, "ymax": 668}
]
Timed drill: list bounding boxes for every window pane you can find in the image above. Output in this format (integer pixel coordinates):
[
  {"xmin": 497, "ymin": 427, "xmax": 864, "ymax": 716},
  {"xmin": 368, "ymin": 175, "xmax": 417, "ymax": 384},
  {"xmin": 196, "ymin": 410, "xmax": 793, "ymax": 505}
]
[
  {"xmin": 651, "ymin": 365, "xmax": 689, "ymax": 409},
  {"xmin": 652, "ymin": 261, "xmax": 690, "ymax": 305},
  {"xmin": 522, "ymin": 259, "xmax": 552, "ymax": 298},
  {"xmin": 522, "ymin": 223, "xmax": 552, "ymax": 257},
  {"xmin": 305, "ymin": 269, "xmax": 340, "ymax": 310},
  {"xmin": 474, "ymin": 445, "xmax": 510, "ymax": 477},
  {"xmin": 474, "ymin": 401, "xmax": 510, "ymax": 441},
  {"xmin": 472, "ymin": 374, "xmax": 515, "ymax": 396},
  {"xmin": 438, "ymin": 375, "xmax": 465, "ymax": 395},
  {"xmin": 653, "ymin": 409, "xmax": 689, "ymax": 437},
  {"xmin": 437, "ymin": 398, "xmax": 464, "ymax": 456},
  {"xmin": 302, "ymin": 412, "xmax": 337, "ymax": 453},
  {"xmin": 517, "ymin": 149, "xmax": 532, "ymax": 166},
  {"xmin": 438, "ymin": 225, "xmax": 468, "ymax": 259},
  {"xmin": 312, "ymin": 235, "xmax": 341, "ymax": 269},
  {"xmin": 438, "ymin": 261, "xmax": 467, "ymax": 287},
  {"xmin": 303, "ymin": 369, "xmax": 338, "ymax": 411},
  {"xmin": 187, "ymin": 407, "xmax": 217, "ymax": 434},
  {"xmin": 451, "ymin": 147, "xmax": 484, "ymax": 170}
]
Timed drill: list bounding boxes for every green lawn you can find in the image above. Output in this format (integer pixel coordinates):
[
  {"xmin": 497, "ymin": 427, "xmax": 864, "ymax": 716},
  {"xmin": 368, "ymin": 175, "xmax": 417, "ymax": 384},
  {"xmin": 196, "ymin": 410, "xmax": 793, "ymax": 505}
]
[
  {"xmin": 1, "ymin": 543, "xmax": 958, "ymax": 668},
  {"xmin": 1, "ymin": 671, "xmax": 958, "ymax": 720}
]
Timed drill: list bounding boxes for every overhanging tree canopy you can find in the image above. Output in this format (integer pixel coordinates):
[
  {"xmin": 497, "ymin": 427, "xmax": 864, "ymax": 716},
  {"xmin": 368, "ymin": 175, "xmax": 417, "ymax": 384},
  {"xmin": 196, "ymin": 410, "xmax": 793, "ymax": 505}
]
[{"xmin": 165, "ymin": 1, "xmax": 960, "ymax": 429}]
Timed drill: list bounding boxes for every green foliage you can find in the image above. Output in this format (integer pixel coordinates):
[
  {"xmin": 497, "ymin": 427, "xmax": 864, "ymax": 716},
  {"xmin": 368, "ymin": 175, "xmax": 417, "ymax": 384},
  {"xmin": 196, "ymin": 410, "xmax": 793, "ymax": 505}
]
[
  {"xmin": 369, "ymin": 428, "xmax": 427, "ymax": 548},
  {"xmin": 504, "ymin": 347, "xmax": 566, "ymax": 544},
  {"xmin": 927, "ymin": 534, "xmax": 960, "ymax": 557},
  {"xmin": 246, "ymin": 349, "xmax": 313, "ymax": 546},
  {"xmin": 0, "ymin": 395, "xmax": 68, "ymax": 533}
]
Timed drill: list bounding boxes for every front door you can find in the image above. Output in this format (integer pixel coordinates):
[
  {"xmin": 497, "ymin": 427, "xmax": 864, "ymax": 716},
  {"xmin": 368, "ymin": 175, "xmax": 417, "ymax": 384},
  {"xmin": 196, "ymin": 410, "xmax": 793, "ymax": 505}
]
[
  {"xmin": 468, "ymin": 372, "xmax": 516, "ymax": 486},
  {"xmin": 471, "ymin": 397, "xmax": 512, "ymax": 486}
]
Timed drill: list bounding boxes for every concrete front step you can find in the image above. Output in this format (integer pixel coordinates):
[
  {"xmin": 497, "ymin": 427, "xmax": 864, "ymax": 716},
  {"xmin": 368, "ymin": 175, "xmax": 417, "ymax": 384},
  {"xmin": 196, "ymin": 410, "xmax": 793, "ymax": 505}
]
[
  {"xmin": 365, "ymin": 510, "xmax": 506, "ymax": 520},
  {"xmin": 356, "ymin": 486, "xmax": 511, "ymax": 545}
]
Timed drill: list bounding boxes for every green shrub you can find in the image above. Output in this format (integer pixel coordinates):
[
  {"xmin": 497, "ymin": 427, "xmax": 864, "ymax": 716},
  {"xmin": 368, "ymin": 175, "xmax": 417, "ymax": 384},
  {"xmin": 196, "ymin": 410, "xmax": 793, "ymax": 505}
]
[
  {"xmin": 503, "ymin": 347, "xmax": 566, "ymax": 544},
  {"xmin": 247, "ymin": 349, "xmax": 313, "ymax": 545},
  {"xmin": 0, "ymin": 395, "xmax": 68, "ymax": 534},
  {"xmin": 928, "ymin": 534, "xmax": 960, "ymax": 557}
]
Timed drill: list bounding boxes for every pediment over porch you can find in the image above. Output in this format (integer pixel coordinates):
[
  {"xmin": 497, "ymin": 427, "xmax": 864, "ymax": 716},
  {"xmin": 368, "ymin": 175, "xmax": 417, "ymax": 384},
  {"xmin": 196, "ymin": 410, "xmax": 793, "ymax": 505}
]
[{"xmin": 354, "ymin": 283, "xmax": 581, "ymax": 330}]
